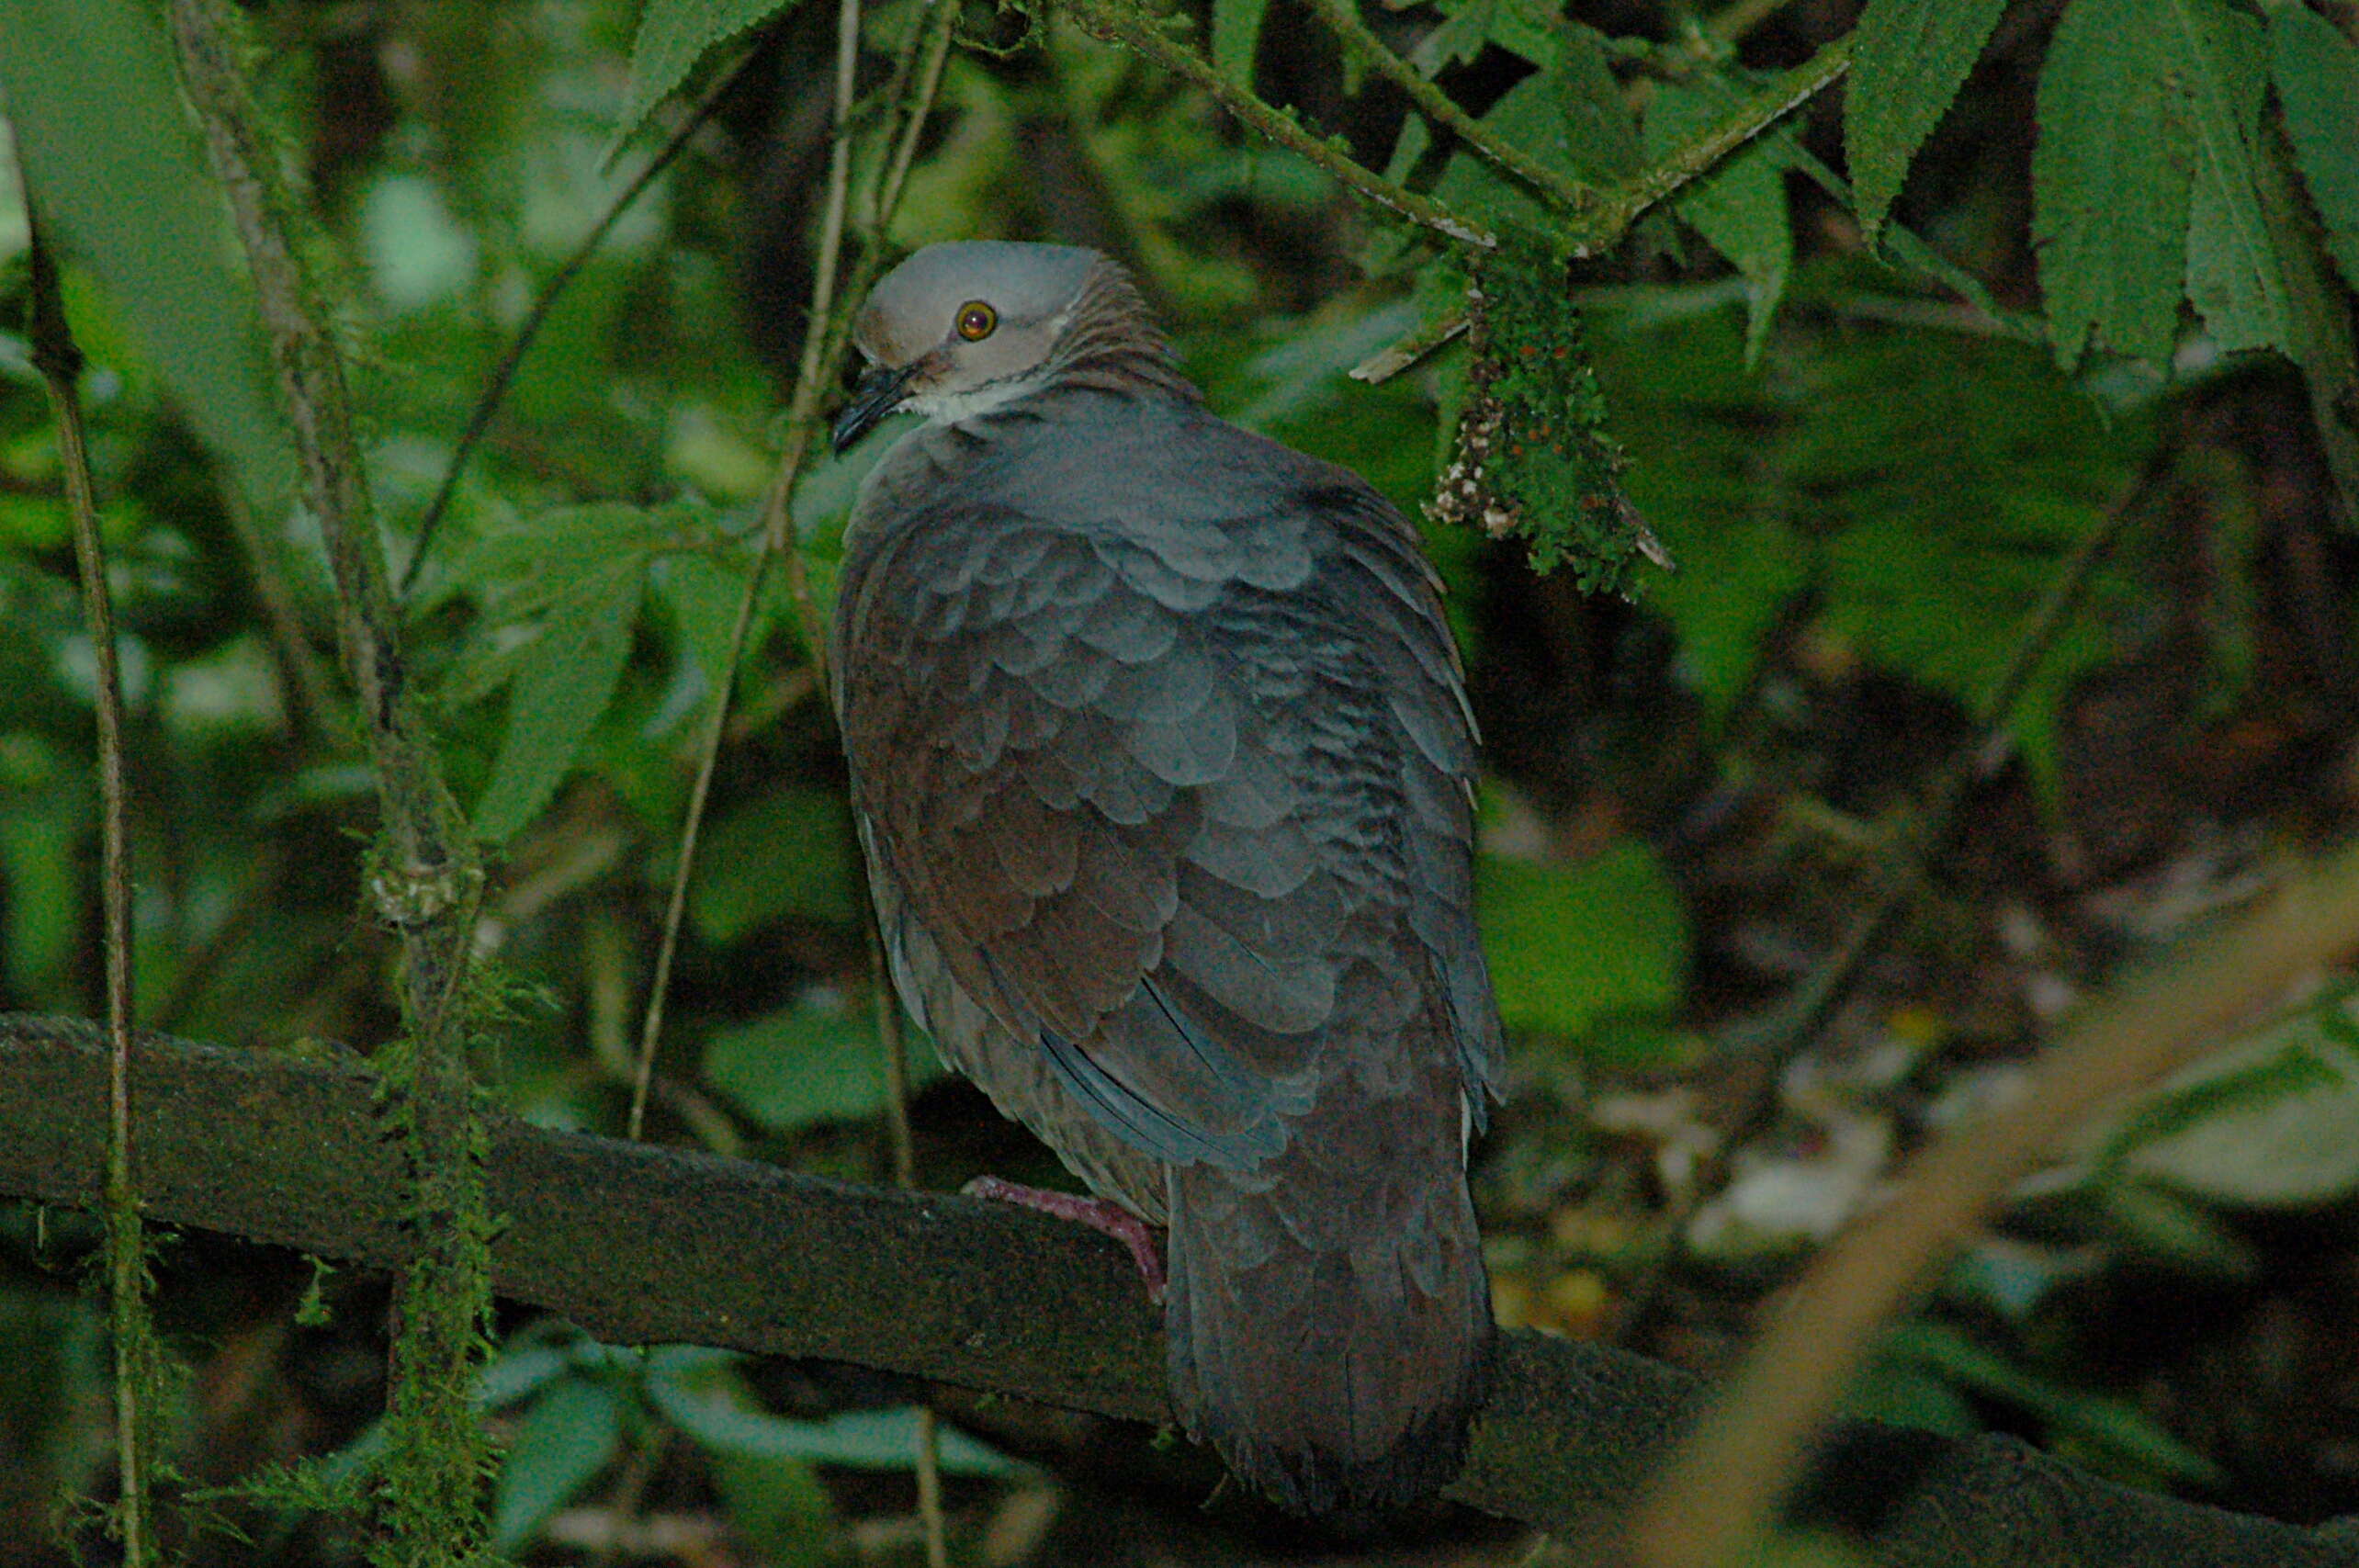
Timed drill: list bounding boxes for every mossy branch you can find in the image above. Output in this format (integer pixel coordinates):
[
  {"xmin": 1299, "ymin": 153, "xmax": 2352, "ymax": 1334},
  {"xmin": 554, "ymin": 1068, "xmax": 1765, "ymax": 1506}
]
[
  {"xmin": 164, "ymin": 1, "xmax": 495, "ymax": 1559},
  {"xmin": 1049, "ymin": 0, "xmax": 1497, "ymax": 247},
  {"xmin": 0, "ymin": 1016, "xmax": 2352, "ymax": 1566},
  {"xmin": 1302, "ymin": 0, "xmax": 1601, "ymax": 220},
  {"xmin": 1570, "ymin": 31, "xmax": 1854, "ymax": 257},
  {"xmin": 1044, "ymin": 1, "xmax": 1846, "ymax": 262}
]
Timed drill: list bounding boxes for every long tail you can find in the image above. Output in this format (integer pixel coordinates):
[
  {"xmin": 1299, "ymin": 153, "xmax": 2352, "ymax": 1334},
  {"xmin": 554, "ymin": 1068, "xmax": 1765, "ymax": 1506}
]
[{"xmin": 1161, "ymin": 1072, "xmax": 1492, "ymax": 1515}]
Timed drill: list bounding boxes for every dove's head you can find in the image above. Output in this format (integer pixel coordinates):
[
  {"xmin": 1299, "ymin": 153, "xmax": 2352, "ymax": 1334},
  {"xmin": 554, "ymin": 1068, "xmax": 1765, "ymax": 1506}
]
[{"xmin": 831, "ymin": 242, "xmax": 1179, "ymax": 452}]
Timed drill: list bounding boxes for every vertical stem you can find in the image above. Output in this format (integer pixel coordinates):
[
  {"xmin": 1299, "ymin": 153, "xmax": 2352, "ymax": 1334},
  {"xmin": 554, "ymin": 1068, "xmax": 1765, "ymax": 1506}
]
[
  {"xmin": 165, "ymin": 2, "xmax": 493, "ymax": 1558},
  {"xmin": 28, "ymin": 213, "xmax": 152, "ymax": 1568},
  {"xmin": 874, "ymin": 931, "xmax": 947, "ymax": 1566}
]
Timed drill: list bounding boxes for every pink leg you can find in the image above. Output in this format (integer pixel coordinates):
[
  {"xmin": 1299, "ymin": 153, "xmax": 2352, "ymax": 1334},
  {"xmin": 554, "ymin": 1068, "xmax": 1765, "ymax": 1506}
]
[{"xmin": 963, "ymin": 1176, "xmax": 1167, "ymax": 1303}]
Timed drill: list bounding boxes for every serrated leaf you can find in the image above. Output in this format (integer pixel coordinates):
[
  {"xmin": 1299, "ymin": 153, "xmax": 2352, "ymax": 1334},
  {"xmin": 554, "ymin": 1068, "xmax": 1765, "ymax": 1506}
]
[
  {"xmin": 1845, "ymin": 0, "xmax": 2009, "ymax": 241},
  {"xmin": 1789, "ymin": 326, "xmax": 2138, "ymax": 803},
  {"xmin": 1646, "ymin": 79, "xmax": 1793, "ymax": 364},
  {"xmin": 2031, "ymin": 0, "xmax": 2196, "ymax": 367},
  {"xmin": 490, "ymin": 1376, "xmax": 625, "ymax": 1550},
  {"xmin": 703, "ymin": 989, "xmax": 942, "ymax": 1132},
  {"xmin": 1475, "ymin": 835, "xmax": 1689, "ymax": 1037},
  {"xmin": 616, "ymin": 0, "xmax": 803, "ymax": 150},
  {"xmin": 0, "ymin": 0, "xmax": 294, "ymax": 504},
  {"xmin": 2268, "ymin": 4, "xmax": 2359, "ymax": 295},
  {"xmin": 472, "ymin": 558, "xmax": 646, "ymax": 842},
  {"xmin": 1213, "ymin": 0, "xmax": 1271, "ymax": 85},
  {"xmin": 2173, "ymin": 0, "xmax": 2291, "ymax": 355}
]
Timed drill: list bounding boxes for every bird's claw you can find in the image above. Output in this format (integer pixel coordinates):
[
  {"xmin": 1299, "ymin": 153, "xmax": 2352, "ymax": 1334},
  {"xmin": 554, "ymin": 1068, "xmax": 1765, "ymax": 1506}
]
[{"xmin": 962, "ymin": 1175, "xmax": 1168, "ymax": 1303}]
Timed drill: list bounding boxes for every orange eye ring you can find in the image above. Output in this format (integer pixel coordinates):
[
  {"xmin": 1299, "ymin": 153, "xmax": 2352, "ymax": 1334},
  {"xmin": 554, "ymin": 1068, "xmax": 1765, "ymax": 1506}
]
[{"xmin": 955, "ymin": 300, "xmax": 998, "ymax": 341}]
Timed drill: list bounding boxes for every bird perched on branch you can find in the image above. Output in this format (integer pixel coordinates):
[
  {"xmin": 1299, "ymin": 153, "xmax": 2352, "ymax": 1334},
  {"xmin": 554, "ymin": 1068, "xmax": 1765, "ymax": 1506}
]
[{"xmin": 830, "ymin": 242, "xmax": 1501, "ymax": 1514}]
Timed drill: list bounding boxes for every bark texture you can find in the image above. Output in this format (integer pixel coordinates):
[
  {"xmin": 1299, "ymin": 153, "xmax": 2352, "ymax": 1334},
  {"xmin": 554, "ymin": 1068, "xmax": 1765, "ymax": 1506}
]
[{"xmin": 1, "ymin": 1016, "xmax": 2352, "ymax": 1564}]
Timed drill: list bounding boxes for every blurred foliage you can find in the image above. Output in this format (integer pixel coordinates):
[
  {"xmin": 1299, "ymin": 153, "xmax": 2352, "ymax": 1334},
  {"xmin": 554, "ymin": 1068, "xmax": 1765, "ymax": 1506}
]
[{"xmin": 0, "ymin": 0, "xmax": 2353, "ymax": 1561}]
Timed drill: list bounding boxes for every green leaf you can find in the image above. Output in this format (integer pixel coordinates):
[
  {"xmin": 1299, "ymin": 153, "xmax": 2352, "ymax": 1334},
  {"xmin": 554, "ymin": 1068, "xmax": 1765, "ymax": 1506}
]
[
  {"xmin": 2172, "ymin": 0, "xmax": 2291, "ymax": 356},
  {"xmin": 1797, "ymin": 331, "xmax": 2134, "ymax": 800},
  {"xmin": 1475, "ymin": 834, "xmax": 1689, "ymax": 1037},
  {"xmin": 617, "ymin": 0, "xmax": 803, "ymax": 149},
  {"xmin": 490, "ymin": 1376, "xmax": 625, "ymax": 1549},
  {"xmin": 645, "ymin": 1348, "xmax": 1021, "ymax": 1476},
  {"xmin": 1589, "ymin": 302, "xmax": 1804, "ymax": 718},
  {"xmin": 1410, "ymin": 0, "xmax": 1563, "ymax": 74},
  {"xmin": 708, "ymin": 1450, "xmax": 835, "ymax": 1560},
  {"xmin": 0, "ymin": 0, "xmax": 294, "ymax": 504},
  {"xmin": 472, "ymin": 554, "xmax": 647, "ymax": 842},
  {"xmin": 2107, "ymin": 985, "xmax": 2359, "ymax": 1208},
  {"xmin": 688, "ymin": 788, "xmax": 863, "ymax": 940},
  {"xmin": 1888, "ymin": 1321, "xmax": 2225, "ymax": 1487},
  {"xmin": 1845, "ymin": 0, "xmax": 2009, "ymax": 241},
  {"xmin": 1553, "ymin": 25, "xmax": 1642, "ymax": 184},
  {"xmin": 1212, "ymin": 0, "xmax": 1270, "ymax": 85},
  {"xmin": 2270, "ymin": 4, "xmax": 2359, "ymax": 294},
  {"xmin": 652, "ymin": 552, "xmax": 760, "ymax": 710},
  {"xmin": 703, "ymin": 989, "xmax": 942, "ymax": 1133},
  {"xmin": 2031, "ymin": 0, "xmax": 2196, "ymax": 367},
  {"xmin": 1645, "ymin": 79, "xmax": 1794, "ymax": 364}
]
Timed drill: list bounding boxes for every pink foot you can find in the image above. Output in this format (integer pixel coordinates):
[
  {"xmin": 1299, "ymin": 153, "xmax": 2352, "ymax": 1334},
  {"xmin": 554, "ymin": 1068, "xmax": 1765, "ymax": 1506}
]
[{"xmin": 963, "ymin": 1176, "xmax": 1167, "ymax": 1303}]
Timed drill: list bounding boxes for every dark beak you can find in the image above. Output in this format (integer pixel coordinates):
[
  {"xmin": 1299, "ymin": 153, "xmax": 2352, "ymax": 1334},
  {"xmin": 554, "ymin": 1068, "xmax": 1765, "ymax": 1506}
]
[{"xmin": 832, "ymin": 361, "xmax": 920, "ymax": 454}]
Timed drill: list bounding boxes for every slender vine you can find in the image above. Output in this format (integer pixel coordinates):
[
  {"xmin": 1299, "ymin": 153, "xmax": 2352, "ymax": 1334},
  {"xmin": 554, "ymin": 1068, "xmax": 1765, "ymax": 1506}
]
[{"xmin": 26, "ymin": 212, "xmax": 166, "ymax": 1568}]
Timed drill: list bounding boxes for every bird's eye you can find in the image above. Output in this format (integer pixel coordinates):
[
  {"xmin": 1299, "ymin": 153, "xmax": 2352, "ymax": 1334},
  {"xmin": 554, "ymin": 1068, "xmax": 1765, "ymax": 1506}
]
[{"xmin": 955, "ymin": 300, "xmax": 998, "ymax": 341}]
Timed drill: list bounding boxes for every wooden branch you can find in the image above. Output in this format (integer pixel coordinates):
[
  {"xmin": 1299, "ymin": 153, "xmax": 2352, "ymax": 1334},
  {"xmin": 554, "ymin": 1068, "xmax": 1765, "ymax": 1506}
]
[
  {"xmin": 1572, "ymin": 32, "xmax": 1854, "ymax": 257},
  {"xmin": 0, "ymin": 1018, "xmax": 2348, "ymax": 1564}
]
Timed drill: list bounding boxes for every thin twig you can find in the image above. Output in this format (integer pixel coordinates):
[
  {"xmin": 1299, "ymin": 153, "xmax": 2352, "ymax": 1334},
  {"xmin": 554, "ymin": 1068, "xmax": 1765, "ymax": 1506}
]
[
  {"xmin": 1053, "ymin": 0, "xmax": 1496, "ymax": 247},
  {"xmin": 1304, "ymin": 0, "xmax": 1598, "ymax": 220},
  {"xmin": 28, "ymin": 211, "xmax": 154, "ymax": 1568},
  {"xmin": 1350, "ymin": 302, "xmax": 1471, "ymax": 382},
  {"xmin": 873, "ymin": 0, "xmax": 958, "ymax": 231},
  {"xmin": 872, "ymin": 922, "xmax": 948, "ymax": 1566},
  {"xmin": 400, "ymin": 45, "xmax": 764, "ymax": 597}
]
